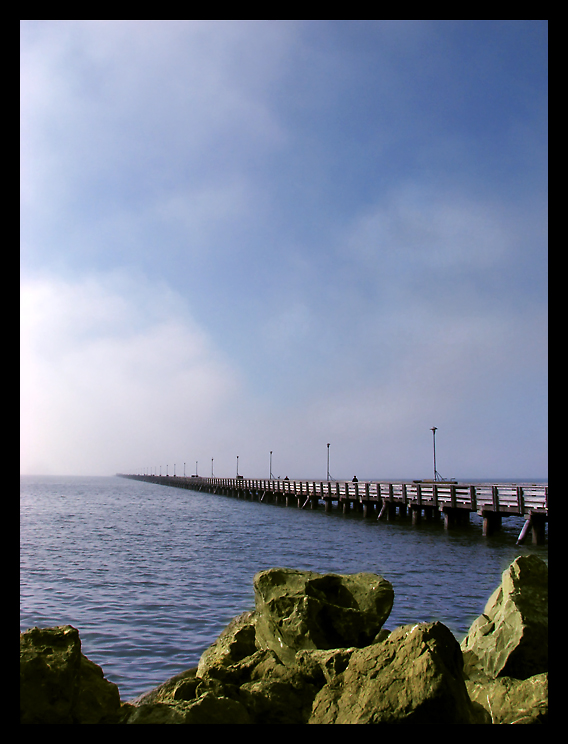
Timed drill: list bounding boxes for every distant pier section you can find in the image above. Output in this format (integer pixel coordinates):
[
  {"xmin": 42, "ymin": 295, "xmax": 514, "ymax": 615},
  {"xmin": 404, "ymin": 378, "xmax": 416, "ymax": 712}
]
[{"xmin": 117, "ymin": 475, "xmax": 548, "ymax": 545}]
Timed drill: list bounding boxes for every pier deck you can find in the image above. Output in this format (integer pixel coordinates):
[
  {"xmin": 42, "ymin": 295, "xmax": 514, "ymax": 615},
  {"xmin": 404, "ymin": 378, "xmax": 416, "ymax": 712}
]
[{"xmin": 117, "ymin": 475, "xmax": 548, "ymax": 545}]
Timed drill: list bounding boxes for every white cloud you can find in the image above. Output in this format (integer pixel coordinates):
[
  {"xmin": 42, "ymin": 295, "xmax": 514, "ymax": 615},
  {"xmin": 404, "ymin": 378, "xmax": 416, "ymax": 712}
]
[{"xmin": 20, "ymin": 272, "xmax": 239, "ymax": 475}]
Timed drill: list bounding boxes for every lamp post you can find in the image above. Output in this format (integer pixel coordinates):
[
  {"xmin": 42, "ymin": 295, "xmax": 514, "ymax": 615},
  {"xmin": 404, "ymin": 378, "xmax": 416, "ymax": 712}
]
[
  {"xmin": 431, "ymin": 427, "xmax": 439, "ymax": 482},
  {"xmin": 236, "ymin": 456, "xmax": 239, "ymax": 477},
  {"xmin": 327, "ymin": 443, "xmax": 331, "ymax": 481},
  {"xmin": 211, "ymin": 458, "xmax": 214, "ymax": 477},
  {"xmin": 269, "ymin": 451, "xmax": 273, "ymax": 480}
]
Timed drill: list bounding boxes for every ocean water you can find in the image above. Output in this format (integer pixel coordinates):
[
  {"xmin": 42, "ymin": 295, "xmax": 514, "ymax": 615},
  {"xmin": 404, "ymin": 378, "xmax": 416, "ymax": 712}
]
[{"xmin": 20, "ymin": 474, "xmax": 547, "ymax": 701}]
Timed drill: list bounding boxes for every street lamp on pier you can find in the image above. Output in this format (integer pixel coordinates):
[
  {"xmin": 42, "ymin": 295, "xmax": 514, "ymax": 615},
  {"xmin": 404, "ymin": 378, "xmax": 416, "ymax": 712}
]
[{"xmin": 431, "ymin": 427, "xmax": 442, "ymax": 482}]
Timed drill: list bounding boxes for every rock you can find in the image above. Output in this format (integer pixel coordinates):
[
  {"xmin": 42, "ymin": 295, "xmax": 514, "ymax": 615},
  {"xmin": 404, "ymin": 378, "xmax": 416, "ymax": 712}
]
[
  {"xmin": 132, "ymin": 644, "xmax": 313, "ymax": 724},
  {"xmin": 295, "ymin": 647, "xmax": 355, "ymax": 686},
  {"xmin": 196, "ymin": 642, "xmax": 318, "ymax": 724},
  {"xmin": 125, "ymin": 701, "xmax": 189, "ymax": 724},
  {"xmin": 466, "ymin": 672, "xmax": 548, "ymax": 724},
  {"xmin": 125, "ymin": 693, "xmax": 251, "ymax": 724},
  {"xmin": 20, "ymin": 625, "xmax": 122, "ymax": 724},
  {"xmin": 238, "ymin": 661, "xmax": 319, "ymax": 724},
  {"xmin": 197, "ymin": 611, "xmax": 258, "ymax": 677},
  {"xmin": 308, "ymin": 622, "xmax": 489, "ymax": 724},
  {"xmin": 460, "ymin": 555, "xmax": 548, "ymax": 680},
  {"xmin": 129, "ymin": 667, "xmax": 200, "ymax": 706},
  {"xmin": 253, "ymin": 568, "xmax": 394, "ymax": 664}
]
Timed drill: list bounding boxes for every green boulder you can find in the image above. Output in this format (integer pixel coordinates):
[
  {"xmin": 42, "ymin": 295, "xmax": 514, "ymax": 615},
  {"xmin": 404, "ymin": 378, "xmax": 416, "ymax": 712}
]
[
  {"xmin": 253, "ymin": 568, "xmax": 394, "ymax": 664},
  {"xmin": 460, "ymin": 554, "xmax": 548, "ymax": 680}
]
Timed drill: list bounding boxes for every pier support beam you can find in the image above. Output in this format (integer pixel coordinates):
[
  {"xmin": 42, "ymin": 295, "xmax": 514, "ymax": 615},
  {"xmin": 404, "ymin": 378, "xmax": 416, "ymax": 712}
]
[
  {"xmin": 443, "ymin": 508, "xmax": 469, "ymax": 530},
  {"xmin": 411, "ymin": 506, "xmax": 422, "ymax": 525},
  {"xmin": 482, "ymin": 511, "xmax": 502, "ymax": 537},
  {"xmin": 530, "ymin": 513, "xmax": 547, "ymax": 545},
  {"xmin": 378, "ymin": 502, "xmax": 397, "ymax": 521},
  {"xmin": 424, "ymin": 506, "xmax": 440, "ymax": 521}
]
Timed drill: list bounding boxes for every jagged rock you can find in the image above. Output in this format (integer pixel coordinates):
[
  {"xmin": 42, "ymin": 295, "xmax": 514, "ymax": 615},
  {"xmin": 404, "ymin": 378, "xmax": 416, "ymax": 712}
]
[
  {"xmin": 197, "ymin": 611, "xmax": 258, "ymax": 677},
  {"xmin": 295, "ymin": 647, "xmax": 356, "ymax": 686},
  {"xmin": 134, "ymin": 644, "xmax": 317, "ymax": 724},
  {"xmin": 253, "ymin": 568, "xmax": 394, "ymax": 664},
  {"xmin": 460, "ymin": 555, "xmax": 548, "ymax": 680},
  {"xmin": 125, "ymin": 693, "xmax": 251, "ymax": 724},
  {"xmin": 196, "ymin": 641, "xmax": 317, "ymax": 724},
  {"xmin": 129, "ymin": 667, "xmax": 200, "ymax": 705},
  {"xmin": 125, "ymin": 701, "xmax": 189, "ymax": 724},
  {"xmin": 20, "ymin": 625, "xmax": 122, "ymax": 724},
  {"xmin": 308, "ymin": 622, "xmax": 489, "ymax": 724},
  {"xmin": 238, "ymin": 659, "xmax": 319, "ymax": 724},
  {"xmin": 465, "ymin": 672, "xmax": 548, "ymax": 724}
]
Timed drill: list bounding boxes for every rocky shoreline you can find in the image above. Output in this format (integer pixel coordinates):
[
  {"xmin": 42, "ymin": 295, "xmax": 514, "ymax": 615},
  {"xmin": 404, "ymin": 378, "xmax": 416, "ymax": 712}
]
[{"xmin": 20, "ymin": 555, "xmax": 548, "ymax": 724}]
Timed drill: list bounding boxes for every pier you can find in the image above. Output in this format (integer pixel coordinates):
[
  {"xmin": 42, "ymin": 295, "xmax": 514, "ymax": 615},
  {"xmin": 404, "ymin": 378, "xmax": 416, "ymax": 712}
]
[{"xmin": 117, "ymin": 475, "xmax": 548, "ymax": 545}]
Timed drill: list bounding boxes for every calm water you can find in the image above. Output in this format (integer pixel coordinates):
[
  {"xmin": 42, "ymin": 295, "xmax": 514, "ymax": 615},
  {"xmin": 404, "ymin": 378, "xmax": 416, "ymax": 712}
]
[{"xmin": 20, "ymin": 475, "xmax": 547, "ymax": 700}]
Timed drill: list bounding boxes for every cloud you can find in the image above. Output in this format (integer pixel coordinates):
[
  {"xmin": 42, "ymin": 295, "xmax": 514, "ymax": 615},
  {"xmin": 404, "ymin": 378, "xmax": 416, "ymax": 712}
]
[{"xmin": 20, "ymin": 272, "xmax": 239, "ymax": 475}]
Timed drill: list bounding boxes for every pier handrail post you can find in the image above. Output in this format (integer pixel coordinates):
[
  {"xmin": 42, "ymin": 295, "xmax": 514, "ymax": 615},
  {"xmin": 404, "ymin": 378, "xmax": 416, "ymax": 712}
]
[
  {"xmin": 492, "ymin": 485, "xmax": 500, "ymax": 513},
  {"xmin": 517, "ymin": 486, "xmax": 524, "ymax": 515},
  {"xmin": 469, "ymin": 485, "xmax": 477, "ymax": 512}
]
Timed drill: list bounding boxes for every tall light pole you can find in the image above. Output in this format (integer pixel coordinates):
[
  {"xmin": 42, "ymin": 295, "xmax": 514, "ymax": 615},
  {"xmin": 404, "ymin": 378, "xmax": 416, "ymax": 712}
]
[
  {"xmin": 211, "ymin": 458, "xmax": 214, "ymax": 477},
  {"xmin": 195, "ymin": 460, "xmax": 198, "ymax": 477},
  {"xmin": 236, "ymin": 456, "xmax": 239, "ymax": 477},
  {"xmin": 269, "ymin": 451, "xmax": 273, "ymax": 480},
  {"xmin": 327, "ymin": 443, "xmax": 331, "ymax": 481},
  {"xmin": 431, "ymin": 427, "xmax": 439, "ymax": 482},
  {"xmin": 183, "ymin": 462, "xmax": 186, "ymax": 477}
]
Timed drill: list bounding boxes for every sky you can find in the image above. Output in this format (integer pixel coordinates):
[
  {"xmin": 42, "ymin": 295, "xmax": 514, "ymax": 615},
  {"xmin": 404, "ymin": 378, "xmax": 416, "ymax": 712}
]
[{"xmin": 20, "ymin": 20, "xmax": 548, "ymax": 481}]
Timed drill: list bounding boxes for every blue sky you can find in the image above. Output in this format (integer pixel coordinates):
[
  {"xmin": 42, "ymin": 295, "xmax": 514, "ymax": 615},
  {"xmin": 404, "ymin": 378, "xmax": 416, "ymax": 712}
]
[{"xmin": 20, "ymin": 20, "xmax": 547, "ymax": 479}]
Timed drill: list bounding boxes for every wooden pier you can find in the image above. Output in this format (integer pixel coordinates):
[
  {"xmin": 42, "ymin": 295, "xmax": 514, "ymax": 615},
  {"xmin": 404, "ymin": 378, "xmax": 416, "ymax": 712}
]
[{"xmin": 117, "ymin": 475, "xmax": 548, "ymax": 545}]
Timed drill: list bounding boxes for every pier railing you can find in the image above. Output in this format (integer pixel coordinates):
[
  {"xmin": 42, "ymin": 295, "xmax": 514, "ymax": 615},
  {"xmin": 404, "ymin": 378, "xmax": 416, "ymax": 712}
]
[
  {"xmin": 119, "ymin": 475, "xmax": 547, "ymax": 516},
  {"xmin": 118, "ymin": 475, "xmax": 547, "ymax": 544}
]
